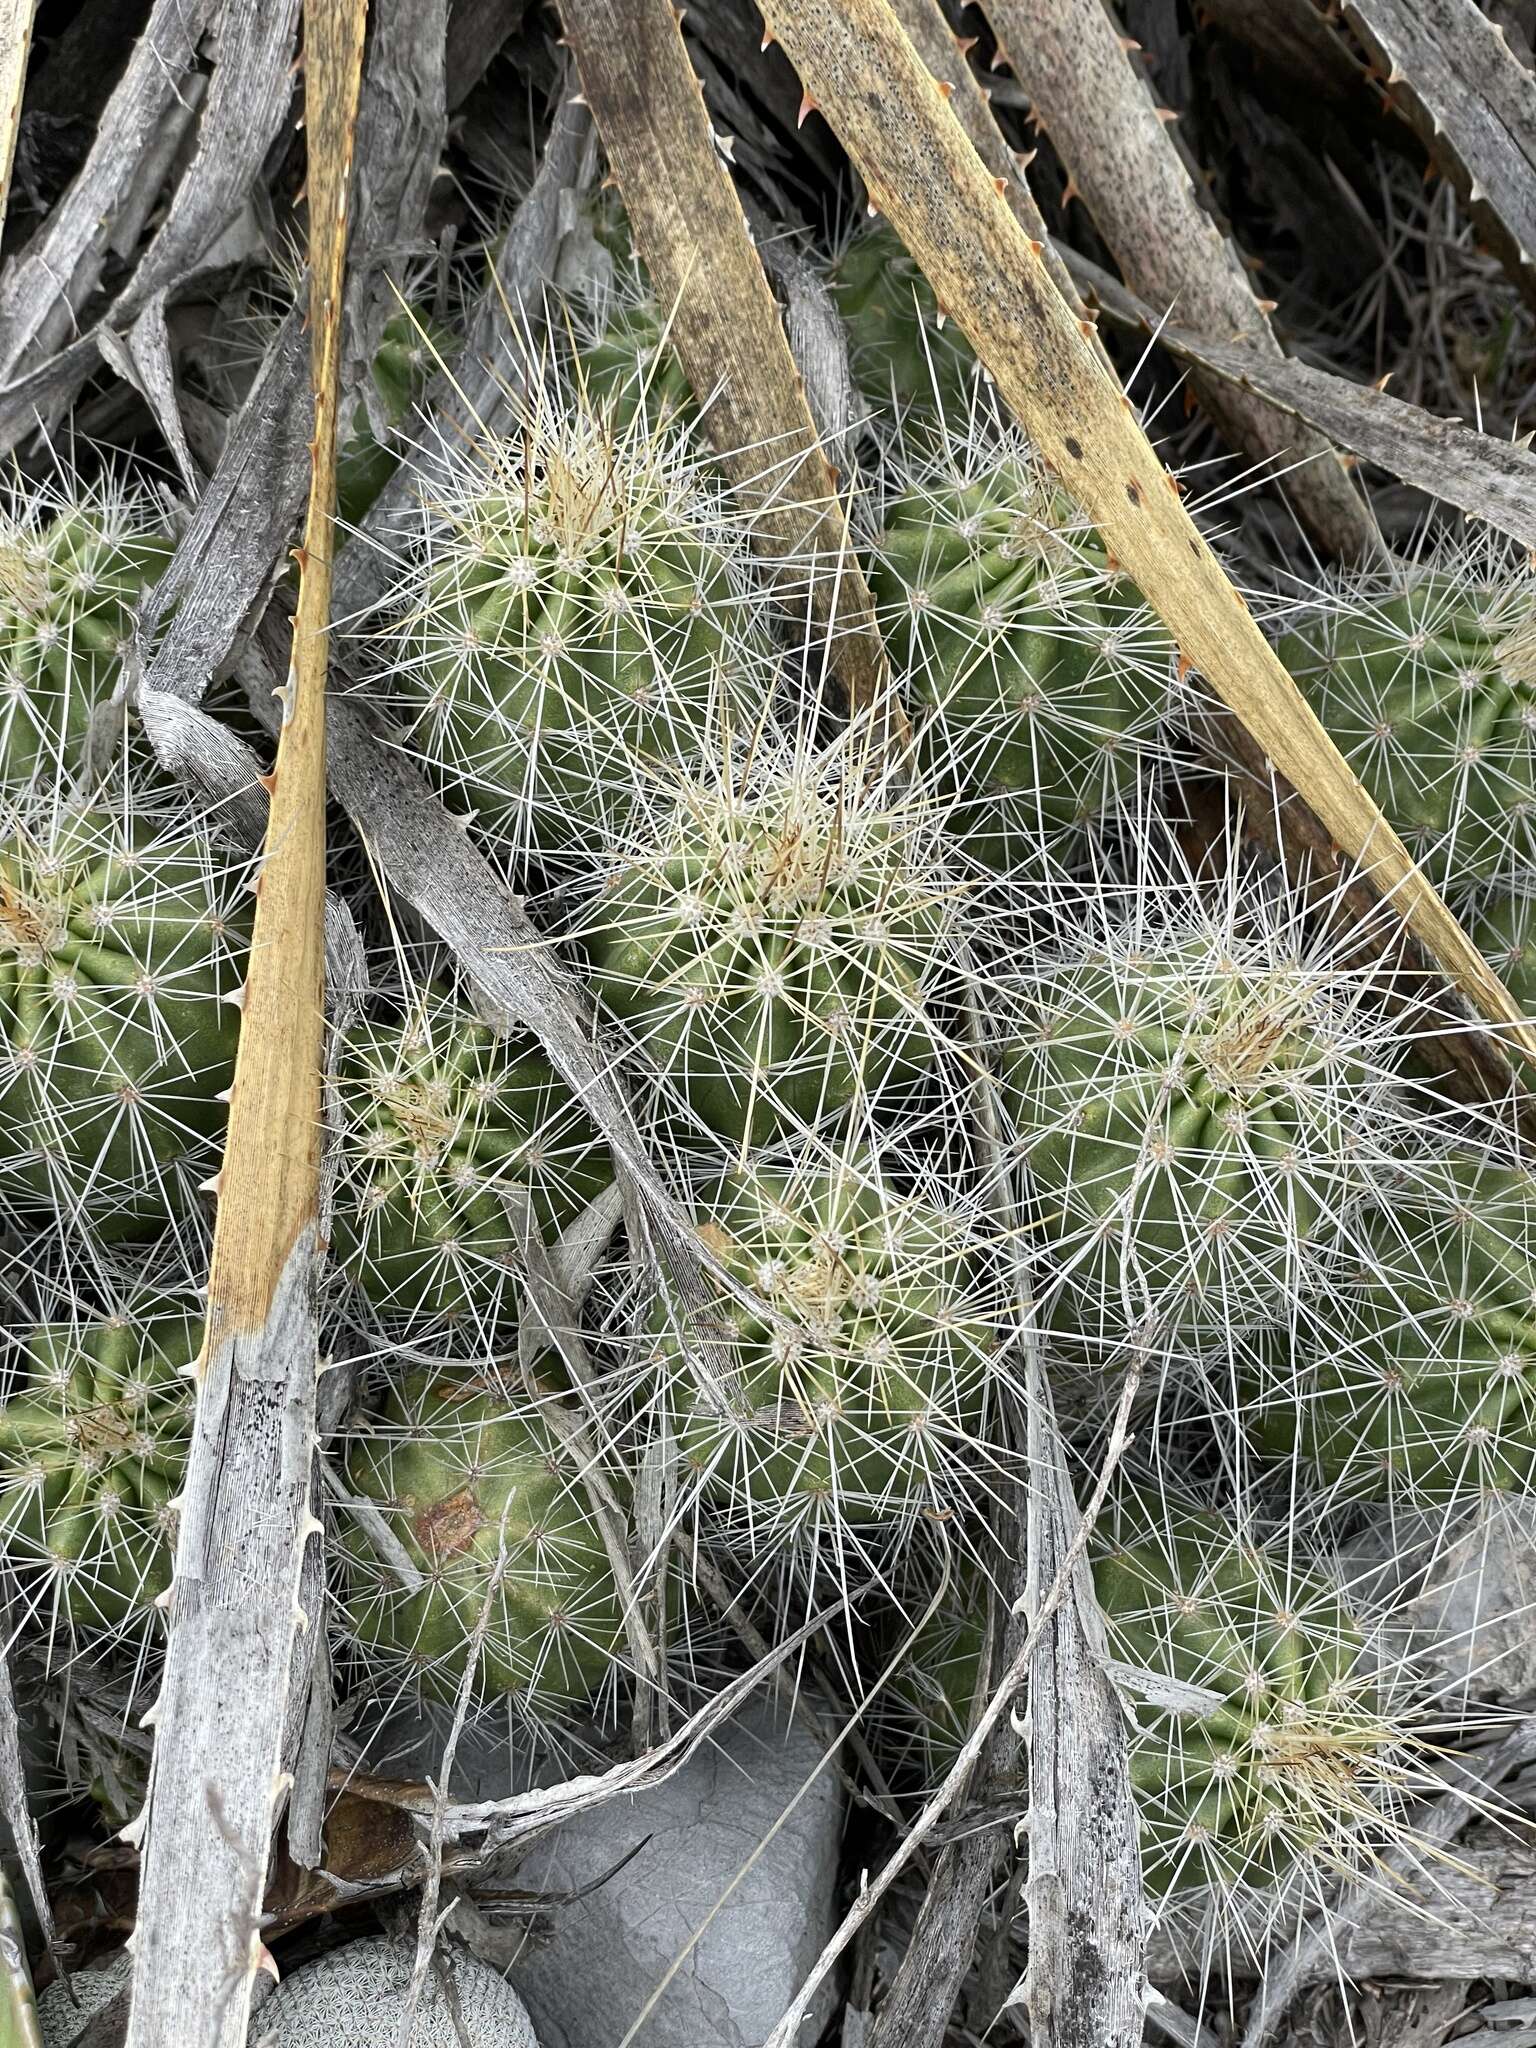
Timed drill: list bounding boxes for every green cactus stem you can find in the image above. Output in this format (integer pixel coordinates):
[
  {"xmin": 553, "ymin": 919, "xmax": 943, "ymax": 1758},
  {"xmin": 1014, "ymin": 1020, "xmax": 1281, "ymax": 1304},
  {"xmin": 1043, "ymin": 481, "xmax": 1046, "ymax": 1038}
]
[
  {"xmin": 341, "ymin": 1370, "xmax": 625, "ymax": 1711},
  {"xmin": 0, "ymin": 806, "xmax": 250, "ymax": 1237},
  {"xmin": 582, "ymin": 772, "xmax": 951, "ymax": 1145},
  {"xmin": 653, "ymin": 1155, "xmax": 996, "ymax": 1540},
  {"xmin": 331, "ymin": 995, "xmax": 612, "ymax": 1332},
  {"xmin": 0, "ymin": 1297, "xmax": 196, "ymax": 1635},
  {"xmin": 0, "ymin": 497, "xmax": 170, "ymax": 795},
  {"xmin": 872, "ymin": 448, "xmax": 1170, "ymax": 868}
]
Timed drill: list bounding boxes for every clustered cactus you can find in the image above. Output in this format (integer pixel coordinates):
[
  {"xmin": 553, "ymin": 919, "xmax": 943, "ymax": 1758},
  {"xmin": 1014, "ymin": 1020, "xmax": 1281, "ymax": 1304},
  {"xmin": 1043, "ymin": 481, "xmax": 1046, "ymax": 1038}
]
[
  {"xmin": 373, "ymin": 391, "xmax": 762, "ymax": 871},
  {"xmin": 651, "ymin": 1152, "xmax": 998, "ymax": 1547},
  {"xmin": 872, "ymin": 441, "xmax": 1171, "ymax": 869},
  {"xmin": 8, "ymin": 178, "xmax": 1532, "ymax": 2021}
]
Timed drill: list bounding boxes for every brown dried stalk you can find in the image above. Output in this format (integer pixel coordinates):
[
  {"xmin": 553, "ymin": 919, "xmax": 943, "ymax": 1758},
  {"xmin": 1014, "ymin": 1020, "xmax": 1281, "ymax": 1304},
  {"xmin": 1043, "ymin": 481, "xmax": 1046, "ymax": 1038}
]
[
  {"xmin": 558, "ymin": 0, "xmax": 898, "ymax": 736},
  {"xmin": 984, "ymin": 0, "xmax": 1382, "ymax": 564},
  {"xmin": 123, "ymin": 2, "xmax": 365, "ymax": 2041},
  {"xmin": 757, "ymin": 0, "xmax": 1536, "ymax": 1064}
]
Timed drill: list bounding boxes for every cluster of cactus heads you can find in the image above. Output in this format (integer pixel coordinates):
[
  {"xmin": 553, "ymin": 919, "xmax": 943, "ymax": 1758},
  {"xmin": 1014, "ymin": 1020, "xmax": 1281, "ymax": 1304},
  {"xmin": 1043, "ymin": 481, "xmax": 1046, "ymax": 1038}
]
[{"xmin": 13, "ymin": 179, "xmax": 1536, "ymax": 2013}]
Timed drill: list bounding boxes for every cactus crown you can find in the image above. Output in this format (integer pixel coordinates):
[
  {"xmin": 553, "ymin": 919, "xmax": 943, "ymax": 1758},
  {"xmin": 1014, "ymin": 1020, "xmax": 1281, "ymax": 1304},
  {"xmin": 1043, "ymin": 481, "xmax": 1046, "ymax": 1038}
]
[
  {"xmin": 1001, "ymin": 859, "xmax": 1412, "ymax": 1365},
  {"xmin": 579, "ymin": 757, "xmax": 956, "ymax": 1147},
  {"xmin": 0, "ymin": 802, "xmax": 250, "ymax": 1238},
  {"xmin": 331, "ymin": 985, "xmax": 612, "ymax": 1337},
  {"xmin": 645, "ymin": 1146, "xmax": 1004, "ymax": 1568},
  {"xmin": 370, "ymin": 384, "xmax": 766, "ymax": 872}
]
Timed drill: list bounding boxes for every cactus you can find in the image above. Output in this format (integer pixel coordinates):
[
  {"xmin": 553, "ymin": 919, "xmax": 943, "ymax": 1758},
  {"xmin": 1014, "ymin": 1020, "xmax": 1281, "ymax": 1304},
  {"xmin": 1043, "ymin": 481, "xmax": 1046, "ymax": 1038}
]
[
  {"xmin": 376, "ymin": 393, "xmax": 761, "ymax": 870},
  {"xmin": 340, "ymin": 1369, "xmax": 624, "ymax": 1711},
  {"xmin": 337, "ymin": 309, "xmax": 454, "ymax": 530},
  {"xmin": 1254, "ymin": 1149, "xmax": 1536, "ymax": 1504},
  {"xmin": 331, "ymin": 992, "xmax": 612, "ymax": 1333},
  {"xmin": 0, "ymin": 1295, "xmax": 197, "ymax": 1637},
  {"xmin": 1466, "ymin": 888, "xmax": 1536, "ymax": 1015},
  {"xmin": 0, "ymin": 487, "xmax": 170, "ymax": 797},
  {"xmin": 0, "ymin": 805, "xmax": 250, "ymax": 1236},
  {"xmin": 1000, "ymin": 893, "xmax": 1407, "ymax": 1360},
  {"xmin": 830, "ymin": 222, "xmax": 980, "ymax": 429},
  {"xmin": 581, "ymin": 768, "xmax": 952, "ymax": 1145},
  {"xmin": 885, "ymin": 1499, "xmax": 1406, "ymax": 1910},
  {"xmin": 652, "ymin": 1153, "xmax": 997, "ymax": 1545},
  {"xmin": 573, "ymin": 299, "xmax": 696, "ymax": 435},
  {"xmin": 871, "ymin": 445, "xmax": 1170, "ymax": 869},
  {"xmin": 1276, "ymin": 558, "xmax": 1536, "ymax": 886}
]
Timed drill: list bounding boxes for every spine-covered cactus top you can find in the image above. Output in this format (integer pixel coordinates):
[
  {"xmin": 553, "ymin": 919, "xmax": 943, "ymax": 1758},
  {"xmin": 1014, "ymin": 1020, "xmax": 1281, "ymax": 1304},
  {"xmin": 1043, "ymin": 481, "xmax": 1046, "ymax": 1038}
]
[
  {"xmin": 0, "ymin": 806, "xmax": 250, "ymax": 1236},
  {"xmin": 1001, "ymin": 907, "xmax": 1404, "ymax": 1358},
  {"xmin": 341, "ymin": 1369, "xmax": 624, "ymax": 1711},
  {"xmin": 582, "ymin": 769, "xmax": 952, "ymax": 1145},
  {"xmin": 1254, "ymin": 1150, "xmax": 1536, "ymax": 1502},
  {"xmin": 331, "ymin": 994, "xmax": 612, "ymax": 1334},
  {"xmin": 0, "ymin": 1295, "xmax": 196, "ymax": 1636},
  {"xmin": 1277, "ymin": 563, "xmax": 1536, "ymax": 886},
  {"xmin": 377, "ymin": 398, "xmax": 762, "ymax": 869},
  {"xmin": 884, "ymin": 1498, "xmax": 1402, "ymax": 1914},
  {"xmin": 871, "ymin": 445, "xmax": 1170, "ymax": 867},
  {"xmin": 0, "ymin": 492, "xmax": 169, "ymax": 796},
  {"xmin": 653, "ymin": 1154, "xmax": 997, "ymax": 1542}
]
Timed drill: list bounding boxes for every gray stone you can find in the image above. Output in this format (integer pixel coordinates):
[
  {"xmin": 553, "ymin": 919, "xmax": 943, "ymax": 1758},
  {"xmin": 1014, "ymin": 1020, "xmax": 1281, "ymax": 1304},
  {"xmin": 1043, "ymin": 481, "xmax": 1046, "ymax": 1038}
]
[
  {"xmin": 38, "ymin": 1939, "xmax": 540, "ymax": 2047},
  {"xmin": 250, "ymin": 1935, "xmax": 539, "ymax": 2047},
  {"xmin": 510, "ymin": 1703, "xmax": 843, "ymax": 2048}
]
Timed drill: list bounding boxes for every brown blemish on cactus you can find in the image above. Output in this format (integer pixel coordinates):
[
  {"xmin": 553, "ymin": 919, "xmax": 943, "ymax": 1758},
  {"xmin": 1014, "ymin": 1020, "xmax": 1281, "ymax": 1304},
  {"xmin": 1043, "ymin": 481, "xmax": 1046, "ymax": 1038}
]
[
  {"xmin": 1063, "ymin": 436, "xmax": 1082, "ymax": 460},
  {"xmin": 1126, "ymin": 480, "xmax": 1142, "ymax": 507},
  {"xmin": 412, "ymin": 1485, "xmax": 484, "ymax": 1561}
]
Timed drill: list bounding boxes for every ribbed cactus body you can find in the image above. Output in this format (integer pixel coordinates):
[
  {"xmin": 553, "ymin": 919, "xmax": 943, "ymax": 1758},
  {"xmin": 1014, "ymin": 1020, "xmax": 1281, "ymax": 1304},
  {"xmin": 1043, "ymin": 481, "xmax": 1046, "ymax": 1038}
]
[
  {"xmin": 337, "ymin": 311, "xmax": 452, "ymax": 530},
  {"xmin": 658, "ymin": 1159, "xmax": 994, "ymax": 1534},
  {"xmin": 831, "ymin": 224, "xmax": 977, "ymax": 425},
  {"xmin": 888, "ymin": 1508, "xmax": 1385, "ymax": 1902},
  {"xmin": 575, "ymin": 301, "xmax": 695, "ymax": 433},
  {"xmin": 0, "ymin": 1301, "xmax": 195, "ymax": 1632},
  {"xmin": 1263, "ymin": 1152, "xmax": 1536, "ymax": 1501},
  {"xmin": 386, "ymin": 417, "xmax": 756, "ymax": 865},
  {"xmin": 1467, "ymin": 890, "xmax": 1536, "ymax": 1014},
  {"xmin": 872, "ymin": 456, "xmax": 1168, "ymax": 864},
  {"xmin": 342, "ymin": 1372, "xmax": 623, "ymax": 1709},
  {"xmin": 0, "ymin": 808, "xmax": 249, "ymax": 1234},
  {"xmin": 0, "ymin": 505, "xmax": 169, "ymax": 793},
  {"xmin": 1096, "ymin": 1505, "xmax": 1382, "ymax": 1901},
  {"xmin": 332, "ymin": 1000, "xmax": 611, "ymax": 1330},
  {"xmin": 1003, "ymin": 930, "xmax": 1384, "ymax": 1353},
  {"xmin": 1278, "ymin": 572, "xmax": 1536, "ymax": 884},
  {"xmin": 584, "ymin": 777, "xmax": 948, "ymax": 1144}
]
